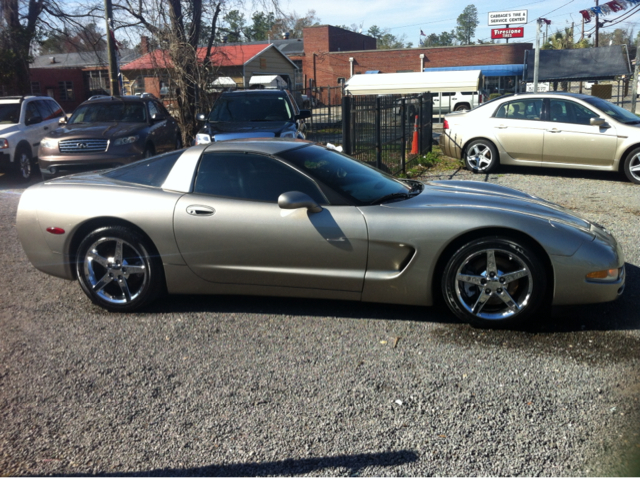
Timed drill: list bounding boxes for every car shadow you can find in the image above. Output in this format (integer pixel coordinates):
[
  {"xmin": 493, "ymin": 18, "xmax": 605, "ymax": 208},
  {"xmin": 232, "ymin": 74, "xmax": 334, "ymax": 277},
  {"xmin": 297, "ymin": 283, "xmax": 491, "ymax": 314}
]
[
  {"xmin": 142, "ymin": 262, "xmax": 639, "ymax": 332},
  {"xmin": 495, "ymin": 164, "xmax": 631, "ymax": 184},
  {"xmin": 57, "ymin": 450, "xmax": 419, "ymax": 476},
  {"xmin": 0, "ymin": 171, "xmax": 41, "ymax": 190}
]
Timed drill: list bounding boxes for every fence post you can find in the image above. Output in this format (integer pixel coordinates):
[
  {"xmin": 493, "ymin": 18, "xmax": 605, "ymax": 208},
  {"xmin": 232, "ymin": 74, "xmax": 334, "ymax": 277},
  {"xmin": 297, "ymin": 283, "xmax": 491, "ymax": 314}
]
[
  {"xmin": 375, "ymin": 96, "xmax": 382, "ymax": 169},
  {"xmin": 328, "ymin": 87, "xmax": 332, "ymax": 121},
  {"xmin": 401, "ymin": 98, "xmax": 406, "ymax": 174},
  {"xmin": 418, "ymin": 95, "xmax": 423, "ymax": 155},
  {"xmin": 342, "ymin": 95, "xmax": 352, "ymax": 155}
]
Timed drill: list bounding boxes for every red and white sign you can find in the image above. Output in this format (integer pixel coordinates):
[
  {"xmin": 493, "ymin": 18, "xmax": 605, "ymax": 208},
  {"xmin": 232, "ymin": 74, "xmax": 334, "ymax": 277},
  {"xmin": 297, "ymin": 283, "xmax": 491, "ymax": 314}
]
[{"xmin": 491, "ymin": 27, "xmax": 524, "ymax": 39}]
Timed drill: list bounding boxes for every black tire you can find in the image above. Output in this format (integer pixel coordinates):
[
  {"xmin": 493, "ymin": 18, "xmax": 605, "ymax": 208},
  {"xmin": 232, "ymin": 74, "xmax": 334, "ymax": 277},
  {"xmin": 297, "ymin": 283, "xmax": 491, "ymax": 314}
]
[
  {"xmin": 76, "ymin": 225, "xmax": 164, "ymax": 312},
  {"xmin": 454, "ymin": 103, "xmax": 470, "ymax": 112},
  {"xmin": 441, "ymin": 237, "xmax": 547, "ymax": 328},
  {"xmin": 464, "ymin": 139, "xmax": 499, "ymax": 173},
  {"xmin": 13, "ymin": 146, "xmax": 34, "ymax": 182},
  {"xmin": 623, "ymin": 147, "xmax": 640, "ymax": 185}
]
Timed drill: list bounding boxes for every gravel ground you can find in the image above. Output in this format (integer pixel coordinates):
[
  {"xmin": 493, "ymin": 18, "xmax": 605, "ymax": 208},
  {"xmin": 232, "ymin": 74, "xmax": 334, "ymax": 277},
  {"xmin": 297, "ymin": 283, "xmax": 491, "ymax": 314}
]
[{"xmin": 0, "ymin": 166, "xmax": 639, "ymax": 477}]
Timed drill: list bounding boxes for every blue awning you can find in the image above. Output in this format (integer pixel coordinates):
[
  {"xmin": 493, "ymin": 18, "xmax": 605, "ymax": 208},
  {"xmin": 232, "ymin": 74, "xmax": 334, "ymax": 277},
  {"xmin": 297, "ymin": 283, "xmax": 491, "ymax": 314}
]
[
  {"xmin": 423, "ymin": 64, "xmax": 524, "ymax": 77},
  {"xmin": 365, "ymin": 70, "xmax": 380, "ymax": 74}
]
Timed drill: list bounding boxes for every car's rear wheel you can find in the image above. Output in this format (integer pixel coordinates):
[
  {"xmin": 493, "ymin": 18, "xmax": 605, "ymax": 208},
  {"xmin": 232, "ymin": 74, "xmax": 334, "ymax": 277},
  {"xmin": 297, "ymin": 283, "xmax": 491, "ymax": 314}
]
[
  {"xmin": 14, "ymin": 147, "xmax": 34, "ymax": 182},
  {"xmin": 454, "ymin": 103, "xmax": 470, "ymax": 112},
  {"xmin": 464, "ymin": 139, "xmax": 499, "ymax": 173},
  {"xmin": 76, "ymin": 226, "xmax": 164, "ymax": 312},
  {"xmin": 623, "ymin": 148, "xmax": 640, "ymax": 184},
  {"xmin": 442, "ymin": 237, "xmax": 547, "ymax": 328}
]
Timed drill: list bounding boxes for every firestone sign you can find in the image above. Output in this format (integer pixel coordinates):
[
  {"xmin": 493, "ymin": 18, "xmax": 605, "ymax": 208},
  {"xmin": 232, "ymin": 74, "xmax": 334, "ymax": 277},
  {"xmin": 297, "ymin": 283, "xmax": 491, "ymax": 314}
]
[
  {"xmin": 488, "ymin": 10, "xmax": 528, "ymax": 26},
  {"xmin": 491, "ymin": 27, "xmax": 525, "ymax": 39}
]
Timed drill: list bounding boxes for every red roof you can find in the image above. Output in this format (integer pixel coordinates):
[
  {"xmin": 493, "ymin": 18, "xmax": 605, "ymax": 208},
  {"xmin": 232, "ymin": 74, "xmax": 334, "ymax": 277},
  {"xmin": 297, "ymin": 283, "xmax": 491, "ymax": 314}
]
[{"xmin": 122, "ymin": 43, "xmax": 271, "ymax": 70}]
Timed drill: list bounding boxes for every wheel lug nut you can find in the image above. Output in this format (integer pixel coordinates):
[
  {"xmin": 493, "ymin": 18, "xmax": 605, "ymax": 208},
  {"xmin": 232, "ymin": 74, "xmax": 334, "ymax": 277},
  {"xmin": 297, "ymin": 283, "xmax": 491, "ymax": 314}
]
[
  {"xmin": 497, "ymin": 288, "xmax": 503, "ymax": 293},
  {"xmin": 499, "ymin": 277, "xmax": 505, "ymax": 283},
  {"xmin": 485, "ymin": 288, "xmax": 491, "ymax": 294}
]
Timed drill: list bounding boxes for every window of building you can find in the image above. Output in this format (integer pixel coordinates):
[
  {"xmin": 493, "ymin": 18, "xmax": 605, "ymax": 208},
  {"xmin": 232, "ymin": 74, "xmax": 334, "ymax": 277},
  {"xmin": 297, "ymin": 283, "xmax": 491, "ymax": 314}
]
[
  {"xmin": 31, "ymin": 82, "xmax": 41, "ymax": 95},
  {"xmin": 58, "ymin": 81, "xmax": 74, "ymax": 101},
  {"xmin": 337, "ymin": 77, "xmax": 346, "ymax": 85}
]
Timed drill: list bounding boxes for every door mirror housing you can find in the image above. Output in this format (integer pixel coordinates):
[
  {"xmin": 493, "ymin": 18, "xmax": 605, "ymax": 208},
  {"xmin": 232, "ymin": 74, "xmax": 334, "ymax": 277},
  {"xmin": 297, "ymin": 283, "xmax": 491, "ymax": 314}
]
[
  {"xmin": 278, "ymin": 191, "xmax": 322, "ymax": 213},
  {"xmin": 590, "ymin": 117, "xmax": 606, "ymax": 126},
  {"xmin": 58, "ymin": 116, "xmax": 67, "ymax": 125},
  {"xmin": 196, "ymin": 113, "xmax": 207, "ymax": 122}
]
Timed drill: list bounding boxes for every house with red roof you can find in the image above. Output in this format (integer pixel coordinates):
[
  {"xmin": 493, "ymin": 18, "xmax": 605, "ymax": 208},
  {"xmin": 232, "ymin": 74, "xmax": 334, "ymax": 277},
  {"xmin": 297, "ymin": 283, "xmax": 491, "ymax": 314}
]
[{"xmin": 120, "ymin": 42, "xmax": 298, "ymax": 100}]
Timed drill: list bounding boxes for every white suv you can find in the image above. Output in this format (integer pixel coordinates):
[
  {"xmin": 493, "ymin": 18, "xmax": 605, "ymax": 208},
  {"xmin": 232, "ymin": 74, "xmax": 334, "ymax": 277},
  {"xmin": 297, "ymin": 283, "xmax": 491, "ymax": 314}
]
[{"xmin": 0, "ymin": 96, "xmax": 65, "ymax": 181}]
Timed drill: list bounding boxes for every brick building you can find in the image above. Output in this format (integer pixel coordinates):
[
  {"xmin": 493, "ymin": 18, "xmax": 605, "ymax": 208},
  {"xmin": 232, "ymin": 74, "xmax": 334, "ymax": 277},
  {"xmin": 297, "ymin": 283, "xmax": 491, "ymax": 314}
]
[{"xmin": 297, "ymin": 25, "xmax": 532, "ymax": 92}]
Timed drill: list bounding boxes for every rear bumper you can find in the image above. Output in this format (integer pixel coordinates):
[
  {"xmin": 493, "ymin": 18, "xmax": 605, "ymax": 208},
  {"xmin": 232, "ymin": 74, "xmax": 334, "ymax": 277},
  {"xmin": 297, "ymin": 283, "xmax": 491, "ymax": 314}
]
[{"xmin": 438, "ymin": 130, "xmax": 463, "ymax": 159}]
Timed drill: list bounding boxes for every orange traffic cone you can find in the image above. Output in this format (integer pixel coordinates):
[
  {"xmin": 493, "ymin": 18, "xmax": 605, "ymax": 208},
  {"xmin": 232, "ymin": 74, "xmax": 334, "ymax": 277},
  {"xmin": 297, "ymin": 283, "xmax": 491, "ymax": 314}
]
[{"xmin": 410, "ymin": 115, "xmax": 419, "ymax": 155}]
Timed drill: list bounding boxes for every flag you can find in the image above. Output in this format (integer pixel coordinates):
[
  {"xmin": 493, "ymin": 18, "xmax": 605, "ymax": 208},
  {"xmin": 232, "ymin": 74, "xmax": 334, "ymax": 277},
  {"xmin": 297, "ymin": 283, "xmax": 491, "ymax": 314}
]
[{"xmin": 420, "ymin": 29, "xmax": 426, "ymax": 36}]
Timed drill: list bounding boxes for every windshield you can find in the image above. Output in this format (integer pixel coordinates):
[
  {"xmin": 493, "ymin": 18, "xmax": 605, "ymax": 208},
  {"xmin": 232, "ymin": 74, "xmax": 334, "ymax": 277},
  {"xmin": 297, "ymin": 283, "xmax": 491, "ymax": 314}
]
[
  {"xmin": 0, "ymin": 104, "xmax": 20, "ymax": 124},
  {"xmin": 582, "ymin": 96, "xmax": 640, "ymax": 124},
  {"xmin": 208, "ymin": 94, "xmax": 293, "ymax": 122},
  {"xmin": 69, "ymin": 102, "xmax": 147, "ymax": 124},
  {"xmin": 279, "ymin": 145, "xmax": 417, "ymax": 205}
]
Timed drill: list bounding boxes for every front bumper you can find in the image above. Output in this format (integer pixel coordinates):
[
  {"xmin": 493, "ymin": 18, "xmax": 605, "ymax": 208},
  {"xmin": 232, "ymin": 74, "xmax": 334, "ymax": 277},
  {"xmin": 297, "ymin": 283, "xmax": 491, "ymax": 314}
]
[
  {"xmin": 0, "ymin": 151, "xmax": 13, "ymax": 171},
  {"xmin": 39, "ymin": 152, "xmax": 140, "ymax": 177}
]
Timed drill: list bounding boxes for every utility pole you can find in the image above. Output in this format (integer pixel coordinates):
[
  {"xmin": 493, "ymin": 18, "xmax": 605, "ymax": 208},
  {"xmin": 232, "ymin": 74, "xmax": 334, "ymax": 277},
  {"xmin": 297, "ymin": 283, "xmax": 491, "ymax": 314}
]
[
  {"xmin": 534, "ymin": 19, "xmax": 541, "ymax": 93},
  {"xmin": 595, "ymin": 0, "xmax": 600, "ymax": 47},
  {"xmin": 104, "ymin": 0, "xmax": 120, "ymax": 96}
]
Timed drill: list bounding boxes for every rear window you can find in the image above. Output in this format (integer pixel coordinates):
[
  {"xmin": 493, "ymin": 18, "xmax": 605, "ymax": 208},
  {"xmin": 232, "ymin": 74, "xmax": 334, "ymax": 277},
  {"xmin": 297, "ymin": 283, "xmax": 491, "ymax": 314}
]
[
  {"xmin": 102, "ymin": 150, "xmax": 182, "ymax": 187},
  {"xmin": 0, "ymin": 104, "xmax": 20, "ymax": 124}
]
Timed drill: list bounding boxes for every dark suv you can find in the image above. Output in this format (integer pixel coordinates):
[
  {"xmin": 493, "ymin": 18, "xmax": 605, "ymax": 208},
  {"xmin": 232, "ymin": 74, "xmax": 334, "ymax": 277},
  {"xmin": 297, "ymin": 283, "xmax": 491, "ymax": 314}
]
[
  {"xmin": 195, "ymin": 89, "xmax": 310, "ymax": 145},
  {"xmin": 38, "ymin": 95, "xmax": 181, "ymax": 179}
]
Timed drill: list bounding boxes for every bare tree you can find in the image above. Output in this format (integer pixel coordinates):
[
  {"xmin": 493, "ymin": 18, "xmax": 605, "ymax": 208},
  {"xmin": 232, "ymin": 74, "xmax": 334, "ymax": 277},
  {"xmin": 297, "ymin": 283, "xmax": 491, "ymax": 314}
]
[{"xmin": 112, "ymin": 0, "xmax": 282, "ymax": 144}]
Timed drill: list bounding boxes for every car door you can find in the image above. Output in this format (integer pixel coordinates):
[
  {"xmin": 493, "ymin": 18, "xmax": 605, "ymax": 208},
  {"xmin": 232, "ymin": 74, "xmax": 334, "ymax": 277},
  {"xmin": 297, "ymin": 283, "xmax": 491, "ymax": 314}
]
[
  {"xmin": 173, "ymin": 151, "xmax": 369, "ymax": 291},
  {"xmin": 22, "ymin": 101, "xmax": 48, "ymax": 155},
  {"xmin": 489, "ymin": 98, "xmax": 545, "ymax": 164},
  {"xmin": 542, "ymin": 98, "xmax": 617, "ymax": 167},
  {"xmin": 147, "ymin": 100, "xmax": 171, "ymax": 152}
]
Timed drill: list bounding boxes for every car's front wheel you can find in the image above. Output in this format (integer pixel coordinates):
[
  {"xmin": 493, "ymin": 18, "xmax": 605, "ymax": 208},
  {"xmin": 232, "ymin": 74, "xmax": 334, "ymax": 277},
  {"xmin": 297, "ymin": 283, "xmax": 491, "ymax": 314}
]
[
  {"xmin": 14, "ymin": 147, "xmax": 34, "ymax": 182},
  {"xmin": 442, "ymin": 237, "xmax": 547, "ymax": 328},
  {"xmin": 76, "ymin": 226, "xmax": 164, "ymax": 312},
  {"xmin": 623, "ymin": 147, "xmax": 640, "ymax": 184},
  {"xmin": 464, "ymin": 139, "xmax": 499, "ymax": 173}
]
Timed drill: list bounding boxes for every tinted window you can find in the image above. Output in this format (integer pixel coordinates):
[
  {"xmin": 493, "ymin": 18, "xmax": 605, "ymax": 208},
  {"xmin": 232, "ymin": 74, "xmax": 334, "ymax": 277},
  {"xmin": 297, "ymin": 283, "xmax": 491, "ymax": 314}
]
[
  {"xmin": 70, "ymin": 102, "xmax": 147, "ymax": 124},
  {"xmin": 0, "ymin": 104, "xmax": 20, "ymax": 124},
  {"xmin": 279, "ymin": 145, "xmax": 411, "ymax": 205},
  {"xmin": 26, "ymin": 102, "xmax": 42, "ymax": 124},
  {"xmin": 47, "ymin": 100, "xmax": 64, "ymax": 118},
  {"xmin": 35, "ymin": 100, "xmax": 55, "ymax": 120},
  {"xmin": 549, "ymin": 99, "xmax": 598, "ymax": 125},
  {"xmin": 582, "ymin": 96, "xmax": 640, "ymax": 124},
  {"xmin": 102, "ymin": 150, "xmax": 182, "ymax": 186},
  {"xmin": 495, "ymin": 98, "xmax": 542, "ymax": 120},
  {"xmin": 208, "ymin": 94, "xmax": 293, "ymax": 122},
  {"xmin": 194, "ymin": 152, "xmax": 327, "ymax": 204}
]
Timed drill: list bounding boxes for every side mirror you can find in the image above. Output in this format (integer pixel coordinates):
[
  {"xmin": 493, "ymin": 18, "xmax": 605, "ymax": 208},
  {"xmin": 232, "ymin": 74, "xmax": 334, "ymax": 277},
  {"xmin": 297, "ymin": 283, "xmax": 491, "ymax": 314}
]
[
  {"xmin": 58, "ymin": 116, "xmax": 67, "ymax": 125},
  {"xmin": 296, "ymin": 110, "xmax": 311, "ymax": 120},
  {"xmin": 590, "ymin": 117, "xmax": 605, "ymax": 126},
  {"xmin": 278, "ymin": 191, "xmax": 322, "ymax": 213},
  {"xmin": 196, "ymin": 113, "xmax": 207, "ymax": 122}
]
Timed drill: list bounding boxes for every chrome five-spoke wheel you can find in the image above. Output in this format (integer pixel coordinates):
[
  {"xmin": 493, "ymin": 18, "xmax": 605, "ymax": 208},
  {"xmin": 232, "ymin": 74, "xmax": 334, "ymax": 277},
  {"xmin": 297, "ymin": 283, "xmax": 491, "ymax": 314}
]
[
  {"xmin": 464, "ymin": 140, "xmax": 498, "ymax": 173},
  {"xmin": 442, "ymin": 237, "xmax": 547, "ymax": 328},
  {"xmin": 624, "ymin": 149, "xmax": 640, "ymax": 185},
  {"xmin": 76, "ymin": 226, "xmax": 164, "ymax": 311}
]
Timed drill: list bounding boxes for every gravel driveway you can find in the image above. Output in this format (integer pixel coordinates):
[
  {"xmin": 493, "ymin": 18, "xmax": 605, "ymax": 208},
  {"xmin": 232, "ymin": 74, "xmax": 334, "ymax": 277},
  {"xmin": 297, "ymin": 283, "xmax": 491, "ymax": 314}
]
[{"xmin": 0, "ymin": 166, "xmax": 639, "ymax": 476}]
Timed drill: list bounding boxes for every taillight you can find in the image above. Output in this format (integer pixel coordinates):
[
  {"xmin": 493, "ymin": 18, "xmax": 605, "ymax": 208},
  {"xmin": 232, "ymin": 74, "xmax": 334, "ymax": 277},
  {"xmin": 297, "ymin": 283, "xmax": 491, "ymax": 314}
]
[
  {"xmin": 443, "ymin": 119, "xmax": 449, "ymax": 130},
  {"xmin": 46, "ymin": 227, "xmax": 65, "ymax": 235}
]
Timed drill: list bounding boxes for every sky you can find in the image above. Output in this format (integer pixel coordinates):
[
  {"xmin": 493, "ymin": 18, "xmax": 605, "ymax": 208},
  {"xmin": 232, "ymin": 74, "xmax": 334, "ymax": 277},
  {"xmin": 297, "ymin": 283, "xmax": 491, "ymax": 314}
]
[{"xmin": 277, "ymin": 0, "xmax": 640, "ymax": 46}]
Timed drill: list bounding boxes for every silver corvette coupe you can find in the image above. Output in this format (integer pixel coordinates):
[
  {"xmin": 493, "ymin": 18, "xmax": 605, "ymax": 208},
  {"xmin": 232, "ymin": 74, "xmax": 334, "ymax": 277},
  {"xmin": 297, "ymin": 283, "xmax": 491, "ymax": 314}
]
[{"xmin": 17, "ymin": 139, "xmax": 625, "ymax": 328}]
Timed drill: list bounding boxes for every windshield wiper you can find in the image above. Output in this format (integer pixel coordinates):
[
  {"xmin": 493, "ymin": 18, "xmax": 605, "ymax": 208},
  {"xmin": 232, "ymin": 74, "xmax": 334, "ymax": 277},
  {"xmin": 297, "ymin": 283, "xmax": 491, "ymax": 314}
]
[{"xmin": 371, "ymin": 192, "xmax": 410, "ymax": 205}]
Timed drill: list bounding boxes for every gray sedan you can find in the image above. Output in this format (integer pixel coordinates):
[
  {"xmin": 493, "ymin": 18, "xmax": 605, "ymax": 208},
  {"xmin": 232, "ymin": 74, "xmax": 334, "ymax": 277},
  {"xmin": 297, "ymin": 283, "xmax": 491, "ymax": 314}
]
[{"xmin": 16, "ymin": 139, "xmax": 625, "ymax": 328}]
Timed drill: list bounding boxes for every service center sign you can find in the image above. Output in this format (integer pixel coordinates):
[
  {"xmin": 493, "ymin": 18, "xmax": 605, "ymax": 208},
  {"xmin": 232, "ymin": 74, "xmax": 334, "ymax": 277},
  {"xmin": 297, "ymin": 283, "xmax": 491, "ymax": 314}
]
[
  {"xmin": 488, "ymin": 10, "xmax": 528, "ymax": 26},
  {"xmin": 491, "ymin": 27, "xmax": 525, "ymax": 39}
]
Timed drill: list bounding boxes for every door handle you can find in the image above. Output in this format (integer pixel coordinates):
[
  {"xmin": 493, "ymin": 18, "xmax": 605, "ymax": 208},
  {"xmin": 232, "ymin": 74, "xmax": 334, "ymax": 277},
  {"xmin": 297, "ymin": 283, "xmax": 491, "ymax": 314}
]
[
  {"xmin": 326, "ymin": 236, "xmax": 346, "ymax": 242},
  {"xmin": 495, "ymin": 125, "xmax": 507, "ymax": 129},
  {"xmin": 44, "ymin": 126, "xmax": 49, "ymax": 130},
  {"xmin": 186, "ymin": 205, "xmax": 215, "ymax": 216},
  {"xmin": 546, "ymin": 128, "xmax": 561, "ymax": 133}
]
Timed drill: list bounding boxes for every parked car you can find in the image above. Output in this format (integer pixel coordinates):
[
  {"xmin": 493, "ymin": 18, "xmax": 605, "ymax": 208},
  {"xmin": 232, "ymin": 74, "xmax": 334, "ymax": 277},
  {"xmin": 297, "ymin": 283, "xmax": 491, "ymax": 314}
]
[
  {"xmin": 38, "ymin": 94, "xmax": 181, "ymax": 179},
  {"xmin": 0, "ymin": 95, "xmax": 65, "ymax": 181},
  {"xmin": 17, "ymin": 139, "xmax": 624, "ymax": 328},
  {"xmin": 439, "ymin": 92, "xmax": 640, "ymax": 184},
  {"xmin": 433, "ymin": 90, "xmax": 488, "ymax": 113},
  {"xmin": 194, "ymin": 89, "xmax": 311, "ymax": 145}
]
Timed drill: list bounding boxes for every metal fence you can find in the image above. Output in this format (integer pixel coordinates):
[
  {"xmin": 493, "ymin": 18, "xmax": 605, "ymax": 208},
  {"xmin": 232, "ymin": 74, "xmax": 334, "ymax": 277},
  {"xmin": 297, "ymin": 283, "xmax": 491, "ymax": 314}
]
[{"xmin": 294, "ymin": 87, "xmax": 433, "ymax": 175}]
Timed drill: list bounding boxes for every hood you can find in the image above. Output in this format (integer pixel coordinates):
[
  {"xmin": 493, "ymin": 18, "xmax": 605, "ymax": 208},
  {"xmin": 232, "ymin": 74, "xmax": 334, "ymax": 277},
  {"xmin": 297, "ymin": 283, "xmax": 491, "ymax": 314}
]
[
  {"xmin": 0, "ymin": 124, "xmax": 19, "ymax": 135},
  {"xmin": 385, "ymin": 180, "xmax": 592, "ymax": 231},
  {"xmin": 206, "ymin": 121, "xmax": 292, "ymax": 141},
  {"xmin": 47, "ymin": 122, "xmax": 144, "ymax": 139}
]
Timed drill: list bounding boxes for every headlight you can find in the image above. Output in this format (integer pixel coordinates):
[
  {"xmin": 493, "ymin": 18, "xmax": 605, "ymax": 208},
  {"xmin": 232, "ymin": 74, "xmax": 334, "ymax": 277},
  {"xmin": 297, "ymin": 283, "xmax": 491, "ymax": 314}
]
[
  {"xmin": 195, "ymin": 133, "xmax": 211, "ymax": 145},
  {"xmin": 280, "ymin": 131, "xmax": 296, "ymax": 139},
  {"xmin": 113, "ymin": 135, "xmax": 139, "ymax": 146},
  {"xmin": 0, "ymin": 139, "xmax": 8, "ymax": 149},
  {"xmin": 40, "ymin": 138, "xmax": 57, "ymax": 149}
]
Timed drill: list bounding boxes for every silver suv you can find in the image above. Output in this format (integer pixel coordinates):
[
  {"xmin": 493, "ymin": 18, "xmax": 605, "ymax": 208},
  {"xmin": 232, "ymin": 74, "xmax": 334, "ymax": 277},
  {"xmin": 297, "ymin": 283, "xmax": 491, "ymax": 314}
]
[{"xmin": 0, "ymin": 96, "xmax": 66, "ymax": 181}]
